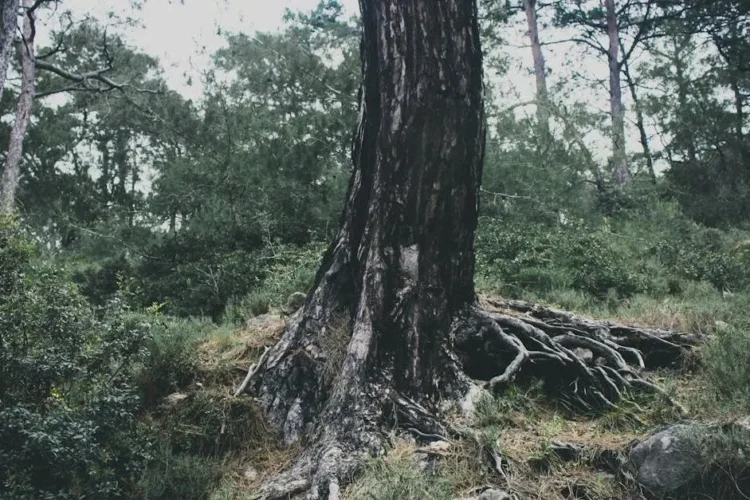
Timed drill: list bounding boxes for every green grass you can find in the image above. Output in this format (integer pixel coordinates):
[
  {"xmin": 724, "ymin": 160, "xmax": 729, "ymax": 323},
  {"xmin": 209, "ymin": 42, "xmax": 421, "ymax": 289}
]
[{"xmin": 346, "ymin": 454, "xmax": 454, "ymax": 500}]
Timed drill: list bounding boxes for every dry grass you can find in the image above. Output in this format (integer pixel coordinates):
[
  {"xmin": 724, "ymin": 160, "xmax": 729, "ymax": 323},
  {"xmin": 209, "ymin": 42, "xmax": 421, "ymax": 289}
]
[
  {"xmin": 318, "ymin": 313, "xmax": 351, "ymax": 384},
  {"xmin": 188, "ymin": 296, "xmax": 734, "ymax": 499}
]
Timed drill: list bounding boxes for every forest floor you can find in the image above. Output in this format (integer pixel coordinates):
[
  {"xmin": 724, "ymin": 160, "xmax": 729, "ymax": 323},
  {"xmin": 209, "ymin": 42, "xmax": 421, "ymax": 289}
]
[{"xmin": 149, "ymin": 292, "xmax": 744, "ymax": 500}]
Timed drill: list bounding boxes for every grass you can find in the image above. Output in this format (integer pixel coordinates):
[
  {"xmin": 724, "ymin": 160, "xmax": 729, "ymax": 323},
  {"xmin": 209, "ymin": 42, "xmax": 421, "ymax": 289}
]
[
  {"xmin": 130, "ymin": 232, "xmax": 750, "ymax": 500},
  {"xmin": 345, "ymin": 442, "xmax": 455, "ymax": 500}
]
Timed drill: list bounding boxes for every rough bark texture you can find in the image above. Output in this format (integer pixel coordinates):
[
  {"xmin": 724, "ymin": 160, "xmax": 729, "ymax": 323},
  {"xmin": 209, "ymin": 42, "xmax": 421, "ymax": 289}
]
[
  {"xmin": 0, "ymin": 0, "xmax": 18, "ymax": 97},
  {"xmin": 239, "ymin": 1, "xmax": 697, "ymax": 498},
  {"xmin": 523, "ymin": 0, "xmax": 550, "ymax": 137},
  {"xmin": 0, "ymin": 0, "xmax": 34, "ymax": 214},
  {"xmin": 622, "ymin": 58, "xmax": 655, "ymax": 183},
  {"xmin": 672, "ymin": 36, "xmax": 698, "ymax": 166},
  {"xmin": 605, "ymin": 0, "xmax": 631, "ymax": 186}
]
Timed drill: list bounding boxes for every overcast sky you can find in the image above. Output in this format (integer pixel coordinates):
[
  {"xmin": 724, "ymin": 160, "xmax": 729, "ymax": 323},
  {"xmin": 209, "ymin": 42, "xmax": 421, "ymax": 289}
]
[
  {"xmin": 54, "ymin": 0, "xmax": 360, "ymax": 100},
  {"xmin": 39, "ymin": 0, "xmax": 657, "ymax": 166}
]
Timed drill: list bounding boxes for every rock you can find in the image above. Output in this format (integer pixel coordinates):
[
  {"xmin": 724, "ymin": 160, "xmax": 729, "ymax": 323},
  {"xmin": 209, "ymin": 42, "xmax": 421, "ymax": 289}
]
[
  {"xmin": 162, "ymin": 393, "xmax": 189, "ymax": 406},
  {"xmin": 246, "ymin": 312, "xmax": 283, "ymax": 328},
  {"xmin": 243, "ymin": 465, "xmax": 259, "ymax": 481},
  {"xmin": 714, "ymin": 320, "xmax": 730, "ymax": 331},
  {"xmin": 425, "ymin": 440, "xmax": 452, "ymax": 453},
  {"xmin": 572, "ymin": 348, "xmax": 594, "ymax": 364},
  {"xmin": 735, "ymin": 415, "xmax": 750, "ymax": 431},
  {"xmin": 550, "ymin": 440, "xmax": 584, "ymax": 462},
  {"xmin": 628, "ymin": 424, "xmax": 700, "ymax": 494},
  {"xmin": 478, "ymin": 488, "xmax": 511, "ymax": 500},
  {"xmin": 285, "ymin": 292, "xmax": 307, "ymax": 312}
]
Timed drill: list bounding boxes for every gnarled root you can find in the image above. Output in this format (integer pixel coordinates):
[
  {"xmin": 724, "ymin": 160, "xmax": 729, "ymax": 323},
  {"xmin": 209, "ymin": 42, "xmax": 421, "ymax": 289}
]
[
  {"xmin": 453, "ymin": 298, "xmax": 698, "ymax": 412},
  {"xmin": 240, "ymin": 297, "xmax": 697, "ymax": 498}
]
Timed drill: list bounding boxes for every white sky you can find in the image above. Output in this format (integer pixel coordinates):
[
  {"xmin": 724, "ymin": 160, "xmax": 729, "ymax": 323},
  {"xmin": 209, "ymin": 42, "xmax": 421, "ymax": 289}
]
[
  {"xmin": 55, "ymin": 0, "xmax": 360, "ymax": 100},
  {"xmin": 38, "ymin": 0, "xmax": 678, "ymax": 170}
]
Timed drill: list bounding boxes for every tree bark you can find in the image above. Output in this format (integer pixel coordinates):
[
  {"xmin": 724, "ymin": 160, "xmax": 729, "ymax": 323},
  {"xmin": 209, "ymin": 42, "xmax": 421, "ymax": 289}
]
[
  {"xmin": 0, "ymin": 0, "xmax": 34, "ymax": 214},
  {"xmin": 622, "ymin": 57, "xmax": 655, "ymax": 183},
  {"xmin": 605, "ymin": 0, "xmax": 631, "ymax": 185},
  {"xmin": 239, "ymin": 1, "xmax": 695, "ymax": 498},
  {"xmin": 0, "ymin": 0, "xmax": 18, "ymax": 97},
  {"xmin": 672, "ymin": 35, "xmax": 698, "ymax": 166},
  {"xmin": 523, "ymin": 0, "xmax": 550, "ymax": 138}
]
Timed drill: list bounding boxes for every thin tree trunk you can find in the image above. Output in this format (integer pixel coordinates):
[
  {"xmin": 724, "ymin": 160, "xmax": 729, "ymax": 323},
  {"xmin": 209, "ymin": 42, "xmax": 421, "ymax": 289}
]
[
  {"xmin": 605, "ymin": 0, "xmax": 630, "ymax": 185},
  {"xmin": 523, "ymin": 0, "xmax": 550, "ymax": 138},
  {"xmin": 730, "ymin": 76, "xmax": 745, "ymax": 150},
  {"xmin": 0, "ymin": 0, "xmax": 34, "ymax": 214},
  {"xmin": 672, "ymin": 35, "xmax": 698, "ymax": 166},
  {"xmin": 0, "ymin": 0, "xmax": 18, "ymax": 97},
  {"xmin": 622, "ymin": 57, "xmax": 655, "ymax": 183}
]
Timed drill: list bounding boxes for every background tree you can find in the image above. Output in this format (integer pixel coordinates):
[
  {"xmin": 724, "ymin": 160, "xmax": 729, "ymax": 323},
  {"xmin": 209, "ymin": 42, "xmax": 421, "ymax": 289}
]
[
  {"xmin": 0, "ymin": 0, "xmax": 34, "ymax": 213},
  {"xmin": 0, "ymin": 0, "xmax": 18, "ymax": 96}
]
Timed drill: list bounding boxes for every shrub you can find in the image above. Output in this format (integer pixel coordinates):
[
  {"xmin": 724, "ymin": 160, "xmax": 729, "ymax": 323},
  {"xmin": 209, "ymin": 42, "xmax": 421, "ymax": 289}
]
[
  {"xmin": 136, "ymin": 448, "xmax": 224, "ymax": 500},
  {"xmin": 704, "ymin": 326, "xmax": 750, "ymax": 409},
  {"xmin": 0, "ymin": 217, "xmax": 152, "ymax": 498},
  {"xmin": 73, "ymin": 254, "xmax": 133, "ymax": 307},
  {"xmin": 135, "ymin": 317, "xmax": 210, "ymax": 406}
]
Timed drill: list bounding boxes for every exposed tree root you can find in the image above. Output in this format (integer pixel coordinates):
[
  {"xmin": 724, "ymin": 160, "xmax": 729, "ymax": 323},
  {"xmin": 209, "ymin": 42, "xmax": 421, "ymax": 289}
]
[{"xmin": 238, "ymin": 296, "xmax": 699, "ymax": 499}]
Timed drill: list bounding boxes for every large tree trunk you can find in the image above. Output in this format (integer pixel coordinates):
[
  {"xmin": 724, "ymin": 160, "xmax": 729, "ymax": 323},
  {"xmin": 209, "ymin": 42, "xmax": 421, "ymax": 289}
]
[
  {"xmin": 0, "ymin": 0, "xmax": 34, "ymax": 214},
  {"xmin": 605, "ymin": 0, "xmax": 631, "ymax": 185},
  {"xmin": 523, "ymin": 0, "xmax": 550, "ymax": 138},
  {"xmin": 0, "ymin": 0, "xmax": 18, "ymax": 97},
  {"xmin": 239, "ymin": 1, "xmax": 696, "ymax": 498}
]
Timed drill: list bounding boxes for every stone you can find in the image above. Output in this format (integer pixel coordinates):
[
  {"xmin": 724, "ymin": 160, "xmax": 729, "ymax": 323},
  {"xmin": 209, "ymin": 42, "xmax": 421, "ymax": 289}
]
[
  {"xmin": 715, "ymin": 320, "xmax": 730, "ymax": 331},
  {"xmin": 286, "ymin": 292, "xmax": 307, "ymax": 312},
  {"xmin": 478, "ymin": 488, "xmax": 511, "ymax": 500},
  {"xmin": 572, "ymin": 348, "xmax": 594, "ymax": 364},
  {"xmin": 627, "ymin": 423, "xmax": 704, "ymax": 495},
  {"xmin": 162, "ymin": 393, "xmax": 189, "ymax": 406},
  {"xmin": 243, "ymin": 466, "xmax": 259, "ymax": 481},
  {"xmin": 425, "ymin": 440, "xmax": 452, "ymax": 453}
]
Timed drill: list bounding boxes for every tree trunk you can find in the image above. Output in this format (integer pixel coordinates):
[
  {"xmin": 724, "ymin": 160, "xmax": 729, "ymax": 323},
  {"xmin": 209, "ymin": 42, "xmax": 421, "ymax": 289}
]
[
  {"xmin": 239, "ymin": 1, "xmax": 696, "ymax": 498},
  {"xmin": 605, "ymin": 0, "xmax": 631, "ymax": 185},
  {"xmin": 622, "ymin": 57, "xmax": 655, "ymax": 183},
  {"xmin": 0, "ymin": 0, "xmax": 18, "ymax": 97},
  {"xmin": 672, "ymin": 35, "xmax": 698, "ymax": 166},
  {"xmin": 523, "ymin": 0, "xmax": 550, "ymax": 138},
  {"xmin": 0, "ymin": 0, "xmax": 34, "ymax": 214}
]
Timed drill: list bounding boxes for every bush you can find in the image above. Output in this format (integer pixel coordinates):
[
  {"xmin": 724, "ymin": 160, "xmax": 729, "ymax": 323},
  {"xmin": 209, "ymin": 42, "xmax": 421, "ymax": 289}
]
[
  {"xmin": 73, "ymin": 254, "xmax": 133, "ymax": 307},
  {"xmin": 136, "ymin": 448, "xmax": 224, "ymax": 500},
  {"xmin": 135, "ymin": 317, "xmax": 210, "ymax": 406},
  {"xmin": 476, "ymin": 220, "xmax": 650, "ymax": 300},
  {"xmin": 0, "ymin": 217, "xmax": 152, "ymax": 498},
  {"xmin": 136, "ymin": 236, "xmax": 267, "ymax": 319},
  {"xmin": 704, "ymin": 326, "xmax": 750, "ymax": 408},
  {"xmin": 654, "ymin": 226, "xmax": 750, "ymax": 292}
]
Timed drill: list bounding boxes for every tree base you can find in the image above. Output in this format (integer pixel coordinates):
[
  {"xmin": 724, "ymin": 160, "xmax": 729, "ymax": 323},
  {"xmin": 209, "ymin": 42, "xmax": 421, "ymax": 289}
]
[{"xmin": 240, "ymin": 296, "xmax": 700, "ymax": 499}]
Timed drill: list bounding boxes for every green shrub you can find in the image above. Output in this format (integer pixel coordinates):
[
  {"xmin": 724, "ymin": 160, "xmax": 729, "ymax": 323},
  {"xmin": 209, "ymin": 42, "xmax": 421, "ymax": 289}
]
[
  {"xmin": 654, "ymin": 226, "xmax": 750, "ymax": 292},
  {"xmin": 704, "ymin": 326, "xmax": 750, "ymax": 408},
  {"xmin": 155, "ymin": 391, "xmax": 269, "ymax": 456},
  {"xmin": 223, "ymin": 291, "xmax": 273, "ymax": 323},
  {"xmin": 136, "ymin": 447, "xmax": 224, "ymax": 500},
  {"xmin": 135, "ymin": 317, "xmax": 210, "ymax": 406},
  {"xmin": 73, "ymin": 254, "xmax": 133, "ymax": 307},
  {"xmin": 0, "ymin": 217, "xmax": 152, "ymax": 498}
]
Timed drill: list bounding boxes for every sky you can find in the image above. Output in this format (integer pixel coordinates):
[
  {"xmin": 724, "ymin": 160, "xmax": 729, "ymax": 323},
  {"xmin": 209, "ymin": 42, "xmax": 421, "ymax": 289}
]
[
  {"xmin": 54, "ymin": 0, "xmax": 361, "ymax": 100},
  {"xmin": 38, "ymin": 0, "xmax": 660, "ymax": 167}
]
